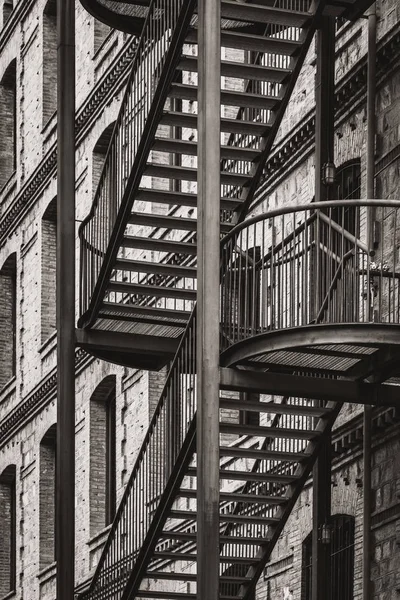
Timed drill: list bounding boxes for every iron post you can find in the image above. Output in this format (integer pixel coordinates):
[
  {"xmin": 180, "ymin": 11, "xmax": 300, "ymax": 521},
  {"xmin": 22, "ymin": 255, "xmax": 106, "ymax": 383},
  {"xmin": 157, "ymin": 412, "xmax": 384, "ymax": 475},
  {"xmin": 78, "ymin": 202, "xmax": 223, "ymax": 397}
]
[
  {"xmin": 312, "ymin": 14, "xmax": 335, "ymax": 600},
  {"xmin": 196, "ymin": 0, "xmax": 221, "ymax": 597},
  {"xmin": 56, "ymin": 1, "xmax": 76, "ymax": 598}
]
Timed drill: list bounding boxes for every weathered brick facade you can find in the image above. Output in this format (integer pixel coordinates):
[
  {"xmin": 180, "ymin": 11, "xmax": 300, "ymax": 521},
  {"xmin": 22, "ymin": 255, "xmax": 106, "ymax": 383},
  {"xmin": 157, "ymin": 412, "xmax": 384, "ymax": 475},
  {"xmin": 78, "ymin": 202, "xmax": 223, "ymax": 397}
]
[{"xmin": 0, "ymin": 1, "xmax": 399, "ymax": 599}]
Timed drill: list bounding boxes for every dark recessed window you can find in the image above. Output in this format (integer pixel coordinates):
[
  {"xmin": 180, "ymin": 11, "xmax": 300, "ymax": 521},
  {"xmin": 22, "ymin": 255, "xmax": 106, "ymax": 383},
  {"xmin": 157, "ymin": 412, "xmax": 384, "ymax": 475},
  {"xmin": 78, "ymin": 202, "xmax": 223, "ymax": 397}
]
[
  {"xmin": 0, "ymin": 59, "xmax": 17, "ymax": 188},
  {"xmin": 41, "ymin": 198, "xmax": 57, "ymax": 343},
  {"xmin": 0, "ymin": 253, "xmax": 16, "ymax": 389},
  {"xmin": 90, "ymin": 376, "xmax": 117, "ymax": 536},
  {"xmin": 0, "ymin": 464, "xmax": 16, "ymax": 596},
  {"xmin": 302, "ymin": 514, "xmax": 355, "ymax": 600},
  {"xmin": 39, "ymin": 424, "xmax": 57, "ymax": 569},
  {"xmin": 42, "ymin": 0, "xmax": 57, "ymax": 127}
]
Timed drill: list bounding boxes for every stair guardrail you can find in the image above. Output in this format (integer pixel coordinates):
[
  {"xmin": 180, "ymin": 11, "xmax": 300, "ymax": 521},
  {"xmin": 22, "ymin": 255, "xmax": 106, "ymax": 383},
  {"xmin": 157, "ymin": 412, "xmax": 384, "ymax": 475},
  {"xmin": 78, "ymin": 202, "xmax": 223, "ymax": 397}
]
[
  {"xmin": 80, "ymin": 312, "xmax": 197, "ymax": 600},
  {"xmin": 79, "ymin": 0, "xmax": 196, "ymax": 328},
  {"xmin": 220, "ymin": 200, "xmax": 400, "ymax": 351}
]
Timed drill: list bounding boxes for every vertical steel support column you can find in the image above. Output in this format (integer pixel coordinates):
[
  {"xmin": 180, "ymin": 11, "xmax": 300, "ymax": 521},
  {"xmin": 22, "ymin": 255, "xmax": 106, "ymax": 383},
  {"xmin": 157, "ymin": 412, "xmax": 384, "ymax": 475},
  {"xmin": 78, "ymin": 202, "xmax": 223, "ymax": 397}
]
[
  {"xmin": 196, "ymin": 0, "xmax": 221, "ymax": 597},
  {"xmin": 56, "ymin": 1, "xmax": 75, "ymax": 599},
  {"xmin": 364, "ymin": 6, "xmax": 376, "ymax": 600},
  {"xmin": 312, "ymin": 14, "xmax": 335, "ymax": 600}
]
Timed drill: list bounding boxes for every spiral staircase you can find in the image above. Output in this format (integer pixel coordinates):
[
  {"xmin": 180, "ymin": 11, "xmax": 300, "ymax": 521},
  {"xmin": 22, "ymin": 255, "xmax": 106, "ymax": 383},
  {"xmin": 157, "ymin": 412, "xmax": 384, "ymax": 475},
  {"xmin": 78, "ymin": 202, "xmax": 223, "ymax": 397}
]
[{"xmin": 76, "ymin": 1, "xmax": 400, "ymax": 599}]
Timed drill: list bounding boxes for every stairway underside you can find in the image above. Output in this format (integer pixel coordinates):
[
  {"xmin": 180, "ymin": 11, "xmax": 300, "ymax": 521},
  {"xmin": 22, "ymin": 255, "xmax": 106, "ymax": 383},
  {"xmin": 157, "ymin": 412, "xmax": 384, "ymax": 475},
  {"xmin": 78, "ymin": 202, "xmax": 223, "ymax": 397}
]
[{"xmin": 81, "ymin": 0, "xmax": 377, "ymax": 35}]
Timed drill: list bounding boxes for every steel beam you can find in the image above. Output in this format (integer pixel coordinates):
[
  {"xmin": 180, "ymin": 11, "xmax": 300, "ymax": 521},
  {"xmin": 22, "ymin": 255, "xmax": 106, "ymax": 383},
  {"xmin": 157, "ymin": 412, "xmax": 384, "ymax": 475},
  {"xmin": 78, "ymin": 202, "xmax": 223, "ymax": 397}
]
[
  {"xmin": 196, "ymin": 0, "xmax": 221, "ymax": 598},
  {"xmin": 219, "ymin": 368, "xmax": 400, "ymax": 407},
  {"xmin": 56, "ymin": 1, "xmax": 75, "ymax": 599}
]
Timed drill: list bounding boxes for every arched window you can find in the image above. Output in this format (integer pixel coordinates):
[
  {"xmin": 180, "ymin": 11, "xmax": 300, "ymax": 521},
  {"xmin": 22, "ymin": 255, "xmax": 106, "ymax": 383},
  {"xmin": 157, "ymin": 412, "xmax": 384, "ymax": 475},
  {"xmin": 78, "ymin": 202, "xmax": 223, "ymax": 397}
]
[
  {"xmin": 94, "ymin": 19, "xmax": 111, "ymax": 55},
  {"xmin": 89, "ymin": 376, "xmax": 116, "ymax": 535},
  {"xmin": 42, "ymin": 0, "xmax": 57, "ymax": 126},
  {"xmin": 92, "ymin": 122, "xmax": 115, "ymax": 197},
  {"xmin": 39, "ymin": 425, "xmax": 56, "ymax": 569},
  {"xmin": 0, "ymin": 465, "xmax": 16, "ymax": 596},
  {"xmin": 302, "ymin": 514, "xmax": 355, "ymax": 600},
  {"xmin": 0, "ymin": 59, "xmax": 16, "ymax": 188},
  {"xmin": 0, "ymin": 253, "xmax": 16, "ymax": 389},
  {"xmin": 41, "ymin": 198, "xmax": 57, "ymax": 343},
  {"xmin": 3, "ymin": 0, "xmax": 13, "ymax": 26}
]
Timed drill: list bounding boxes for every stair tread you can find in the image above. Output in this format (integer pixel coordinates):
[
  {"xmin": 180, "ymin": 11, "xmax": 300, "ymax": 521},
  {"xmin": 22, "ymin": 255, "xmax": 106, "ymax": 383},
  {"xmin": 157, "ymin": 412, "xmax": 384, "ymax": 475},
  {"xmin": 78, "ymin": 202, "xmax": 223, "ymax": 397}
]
[
  {"xmin": 108, "ymin": 281, "xmax": 196, "ymax": 301},
  {"xmin": 219, "ymin": 0, "xmax": 311, "ymax": 27},
  {"xmin": 129, "ymin": 211, "xmax": 232, "ymax": 234},
  {"xmin": 179, "ymin": 55, "xmax": 291, "ymax": 83},
  {"xmin": 121, "ymin": 235, "xmax": 197, "ymax": 255},
  {"xmin": 178, "ymin": 489, "xmax": 287, "ymax": 505},
  {"xmin": 219, "ymin": 422, "xmax": 319, "ymax": 439},
  {"xmin": 152, "ymin": 136, "xmax": 260, "ymax": 160},
  {"xmin": 186, "ymin": 27, "xmax": 302, "ymax": 55},
  {"xmin": 220, "ymin": 396, "xmax": 331, "ymax": 417},
  {"xmin": 145, "ymin": 570, "xmax": 253, "ymax": 583},
  {"xmin": 219, "ymin": 445, "xmax": 308, "ymax": 462},
  {"xmin": 114, "ymin": 258, "xmax": 197, "ymax": 279},
  {"xmin": 152, "ymin": 551, "xmax": 258, "ymax": 564},
  {"xmin": 187, "ymin": 466, "xmax": 298, "ymax": 483},
  {"xmin": 161, "ymin": 110, "xmax": 271, "ymax": 135},
  {"xmin": 169, "ymin": 82, "xmax": 279, "ymax": 109},
  {"xmin": 145, "ymin": 162, "xmax": 250, "ymax": 185},
  {"xmin": 100, "ymin": 302, "xmax": 191, "ymax": 323},
  {"xmin": 169, "ymin": 509, "xmax": 279, "ymax": 524},
  {"xmin": 160, "ymin": 530, "xmax": 267, "ymax": 545},
  {"xmin": 136, "ymin": 187, "xmax": 243, "ymax": 211}
]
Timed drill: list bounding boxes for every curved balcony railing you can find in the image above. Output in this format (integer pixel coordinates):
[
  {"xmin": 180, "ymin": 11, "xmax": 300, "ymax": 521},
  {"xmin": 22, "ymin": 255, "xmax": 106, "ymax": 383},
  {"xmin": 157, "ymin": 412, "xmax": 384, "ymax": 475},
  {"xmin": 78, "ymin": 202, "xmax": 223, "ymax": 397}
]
[{"xmin": 220, "ymin": 200, "xmax": 400, "ymax": 354}]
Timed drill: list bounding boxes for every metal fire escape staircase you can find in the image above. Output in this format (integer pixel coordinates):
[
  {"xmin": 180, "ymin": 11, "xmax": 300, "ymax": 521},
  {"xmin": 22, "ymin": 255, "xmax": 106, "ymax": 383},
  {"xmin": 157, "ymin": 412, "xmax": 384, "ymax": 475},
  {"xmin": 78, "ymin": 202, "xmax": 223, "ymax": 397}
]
[{"xmin": 76, "ymin": 1, "xmax": 398, "ymax": 599}]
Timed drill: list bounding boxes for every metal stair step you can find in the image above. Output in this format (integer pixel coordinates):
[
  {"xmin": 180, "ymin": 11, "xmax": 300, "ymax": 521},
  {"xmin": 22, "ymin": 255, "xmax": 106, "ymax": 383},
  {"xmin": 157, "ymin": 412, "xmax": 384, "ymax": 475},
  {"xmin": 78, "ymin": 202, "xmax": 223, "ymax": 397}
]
[
  {"xmin": 121, "ymin": 235, "xmax": 197, "ymax": 255},
  {"xmin": 186, "ymin": 27, "xmax": 302, "ymax": 55},
  {"xmin": 152, "ymin": 136, "xmax": 260, "ymax": 161},
  {"xmin": 219, "ymin": 396, "xmax": 332, "ymax": 417},
  {"xmin": 178, "ymin": 55, "xmax": 291, "ymax": 83},
  {"xmin": 114, "ymin": 259, "xmax": 196, "ymax": 279},
  {"xmin": 219, "ymin": 422, "xmax": 320, "ymax": 440},
  {"xmin": 145, "ymin": 162, "xmax": 250, "ymax": 186},
  {"xmin": 99, "ymin": 302, "xmax": 191, "ymax": 324},
  {"xmin": 219, "ymin": 0, "xmax": 311, "ymax": 27},
  {"xmin": 159, "ymin": 530, "xmax": 266, "ymax": 545},
  {"xmin": 108, "ymin": 281, "xmax": 196, "ymax": 301},
  {"xmin": 169, "ymin": 510, "xmax": 278, "ymax": 525},
  {"xmin": 178, "ymin": 488, "xmax": 286, "ymax": 505},
  {"xmin": 187, "ymin": 466, "xmax": 298, "ymax": 484},
  {"xmin": 128, "ymin": 211, "xmax": 232, "ymax": 234},
  {"xmin": 145, "ymin": 571, "xmax": 253, "ymax": 584},
  {"xmin": 137, "ymin": 591, "xmax": 236, "ymax": 600},
  {"xmin": 219, "ymin": 446, "xmax": 308, "ymax": 462},
  {"xmin": 161, "ymin": 110, "xmax": 270, "ymax": 136},
  {"xmin": 169, "ymin": 82, "xmax": 279, "ymax": 110},
  {"xmin": 136, "ymin": 188, "xmax": 242, "ymax": 211},
  {"xmin": 151, "ymin": 551, "xmax": 258, "ymax": 564}
]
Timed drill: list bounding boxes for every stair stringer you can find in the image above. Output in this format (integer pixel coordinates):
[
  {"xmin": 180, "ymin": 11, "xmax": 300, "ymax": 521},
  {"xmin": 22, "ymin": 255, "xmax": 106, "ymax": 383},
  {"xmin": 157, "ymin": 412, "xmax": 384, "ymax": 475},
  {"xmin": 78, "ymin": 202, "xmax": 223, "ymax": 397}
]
[
  {"xmin": 121, "ymin": 421, "xmax": 197, "ymax": 600},
  {"xmin": 234, "ymin": 398, "xmax": 343, "ymax": 600}
]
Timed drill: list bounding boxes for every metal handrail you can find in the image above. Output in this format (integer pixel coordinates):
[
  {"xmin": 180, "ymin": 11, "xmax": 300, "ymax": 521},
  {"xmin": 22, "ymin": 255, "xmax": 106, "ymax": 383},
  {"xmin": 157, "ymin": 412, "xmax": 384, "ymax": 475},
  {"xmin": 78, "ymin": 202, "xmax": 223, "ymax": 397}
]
[{"xmin": 79, "ymin": 0, "xmax": 197, "ymax": 328}]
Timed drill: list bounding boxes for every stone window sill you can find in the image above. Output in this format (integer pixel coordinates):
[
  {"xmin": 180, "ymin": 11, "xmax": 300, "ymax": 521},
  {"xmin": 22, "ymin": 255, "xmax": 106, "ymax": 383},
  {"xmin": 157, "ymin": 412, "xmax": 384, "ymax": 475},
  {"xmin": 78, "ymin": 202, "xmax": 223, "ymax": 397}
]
[
  {"xmin": 0, "ymin": 376, "xmax": 16, "ymax": 404},
  {"xmin": 0, "ymin": 590, "xmax": 16, "ymax": 600},
  {"xmin": 39, "ymin": 331, "xmax": 57, "ymax": 361},
  {"xmin": 37, "ymin": 561, "xmax": 57, "ymax": 584}
]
